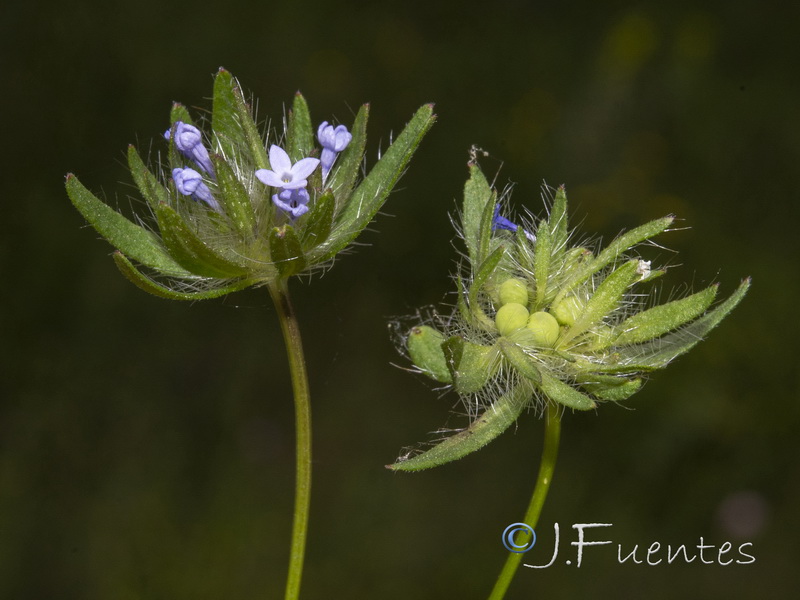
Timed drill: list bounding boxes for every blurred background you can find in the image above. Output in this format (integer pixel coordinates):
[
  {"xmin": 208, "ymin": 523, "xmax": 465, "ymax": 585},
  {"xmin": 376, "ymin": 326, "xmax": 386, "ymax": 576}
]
[{"xmin": 2, "ymin": 0, "xmax": 798, "ymax": 598}]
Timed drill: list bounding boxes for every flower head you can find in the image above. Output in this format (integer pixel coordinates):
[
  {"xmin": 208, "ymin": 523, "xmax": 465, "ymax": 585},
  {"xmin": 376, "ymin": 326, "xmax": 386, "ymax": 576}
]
[
  {"xmin": 165, "ymin": 121, "xmax": 215, "ymax": 176},
  {"xmin": 256, "ymin": 145, "xmax": 320, "ymax": 190},
  {"xmin": 390, "ymin": 163, "xmax": 749, "ymax": 472},
  {"xmin": 66, "ymin": 69, "xmax": 435, "ymax": 300}
]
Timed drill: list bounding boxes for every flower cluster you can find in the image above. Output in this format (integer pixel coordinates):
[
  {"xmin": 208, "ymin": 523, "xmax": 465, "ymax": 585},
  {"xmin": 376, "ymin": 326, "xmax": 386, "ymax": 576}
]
[
  {"xmin": 66, "ymin": 69, "xmax": 435, "ymax": 300},
  {"xmin": 390, "ymin": 163, "xmax": 749, "ymax": 471}
]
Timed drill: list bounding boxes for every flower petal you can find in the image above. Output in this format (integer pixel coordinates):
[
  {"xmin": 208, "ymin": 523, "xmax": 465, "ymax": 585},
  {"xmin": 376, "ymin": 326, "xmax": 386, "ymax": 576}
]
[
  {"xmin": 332, "ymin": 125, "xmax": 352, "ymax": 151},
  {"xmin": 255, "ymin": 169, "xmax": 284, "ymax": 188},
  {"xmin": 291, "ymin": 157, "xmax": 320, "ymax": 180},
  {"xmin": 268, "ymin": 145, "xmax": 292, "ymax": 173},
  {"xmin": 317, "ymin": 121, "xmax": 330, "ymax": 143}
]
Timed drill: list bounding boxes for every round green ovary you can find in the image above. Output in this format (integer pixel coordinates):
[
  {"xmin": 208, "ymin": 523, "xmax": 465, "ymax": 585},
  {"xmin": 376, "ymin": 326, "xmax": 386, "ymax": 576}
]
[
  {"xmin": 496, "ymin": 303, "xmax": 530, "ymax": 336},
  {"xmin": 551, "ymin": 295, "xmax": 583, "ymax": 326},
  {"xmin": 527, "ymin": 311, "xmax": 560, "ymax": 346},
  {"xmin": 498, "ymin": 278, "xmax": 529, "ymax": 307}
]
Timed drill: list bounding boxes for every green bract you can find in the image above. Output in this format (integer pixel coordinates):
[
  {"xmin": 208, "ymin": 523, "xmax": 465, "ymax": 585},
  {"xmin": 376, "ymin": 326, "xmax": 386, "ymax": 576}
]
[
  {"xmin": 391, "ymin": 163, "xmax": 749, "ymax": 472},
  {"xmin": 66, "ymin": 68, "xmax": 435, "ymax": 300}
]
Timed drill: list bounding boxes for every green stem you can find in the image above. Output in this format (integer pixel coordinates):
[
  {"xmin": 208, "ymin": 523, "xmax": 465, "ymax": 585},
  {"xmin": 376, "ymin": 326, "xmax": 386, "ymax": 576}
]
[
  {"xmin": 487, "ymin": 403, "xmax": 561, "ymax": 600},
  {"xmin": 268, "ymin": 280, "xmax": 312, "ymax": 600}
]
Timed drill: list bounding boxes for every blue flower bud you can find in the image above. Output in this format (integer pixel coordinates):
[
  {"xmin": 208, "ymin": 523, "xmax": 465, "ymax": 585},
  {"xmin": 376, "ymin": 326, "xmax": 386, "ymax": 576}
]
[
  {"xmin": 172, "ymin": 167, "xmax": 219, "ymax": 211},
  {"xmin": 317, "ymin": 121, "xmax": 352, "ymax": 181},
  {"xmin": 165, "ymin": 121, "xmax": 215, "ymax": 176}
]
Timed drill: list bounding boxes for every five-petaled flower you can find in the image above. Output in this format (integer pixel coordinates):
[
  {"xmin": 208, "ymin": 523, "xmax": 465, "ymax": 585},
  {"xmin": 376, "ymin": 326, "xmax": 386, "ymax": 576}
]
[
  {"xmin": 172, "ymin": 167, "xmax": 219, "ymax": 210},
  {"xmin": 256, "ymin": 145, "xmax": 320, "ymax": 190},
  {"xmin": 165, "ymin": 121, "xmax": 215, "ymax": 176},
  {"xmin": 317, "ymin": 122, "xmax": 352, "ymax": 181}
]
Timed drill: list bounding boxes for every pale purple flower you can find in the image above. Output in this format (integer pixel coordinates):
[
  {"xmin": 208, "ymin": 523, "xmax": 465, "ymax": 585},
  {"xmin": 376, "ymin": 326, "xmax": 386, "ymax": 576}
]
[
  {"xmin": 255, "ymin": 145, "xmax": 319, "ymax": 190},
  {"xmin": 172, "ymin": 167, "xmax": 220, "ymax": 211},
  {"xmin": 164, "ymin": 121, "xmax": 215, "ymax": 176},
  {"xmin": 317, "ymin": 121, "xmax": 352, "ymax": 180},
  {"xmin": 272, "ymin": 187, "xmax": 310, "ymax": 219}
]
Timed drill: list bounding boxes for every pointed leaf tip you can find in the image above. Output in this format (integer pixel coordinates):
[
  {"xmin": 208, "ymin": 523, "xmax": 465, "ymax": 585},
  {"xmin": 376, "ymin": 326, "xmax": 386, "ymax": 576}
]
[
  {"xmin": 389, "ymin": 384, "xmax": 532, "ymax": 471},
  {"xmin": 66, "ymin": 173, "xmax": 190, "ymax": 276}
]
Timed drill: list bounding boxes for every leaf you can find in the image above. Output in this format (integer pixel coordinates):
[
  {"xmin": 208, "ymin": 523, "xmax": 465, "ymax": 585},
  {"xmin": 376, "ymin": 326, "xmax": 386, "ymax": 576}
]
[
  {"xmin": 269, "ymin": 225, "xmax": 306, "ymax": 277},
  {"xmin": 156, "ymin": 203, "xmax": 249, "ymax": 278},
  {"xmin": 617, "ymin": 278, "xmax": 750, "ymax": 369},
  {"xmin": 477, "ymin": 191, "xmax": 502, "ymax": 268},
  {"xmin": 467, "ymin": 245, "xmax": 506, "ymax": 329},
  {"xmin": 127, "ymin": 145, "xmax": 170, "ymax": 210},
  {"xmin": 554, "ymin": 216, "xmax": 674, "ymax": 305},
  {"xmin": 549, "ymin": 185, "xmax": 568, "ymax": 256},
  {"xmin": 572, "ymin": 356, "xmax": 659, "ymax": 375},
  {"xmin": 232, "ymin": 83, "xmax": 270, "ymax": 171},
  {"xmin": 113, "ymin": 252, "xmax": 250, "ymax": 300},
  {"xmin": 515, "ymin": 226, "xmax": 535, "ymax": 275},
  {"xmin": 456, "ymin": 276, "xmax": 471, "ymax": 324},
  {"xmin": 328, "ymin": 104, "xmax": 368, "ymax": 206},
  {"xmin": 66, "ymin": 174, "xmax": 190, "ymax": 276},
  {"xmin": 612, "ymin": 285, "xmax": 718, "ymax": 347},
  {"xmin": 591, "ymin": 216, "xmax": 673, "ymax": 274},
  {"xmin": 166, "ymin": 122, "xmax": 184, "ymax": 170},
  {"xmin": 286, "ymin": 92, "xmax": 314, "ymax": 162},
  {"xmin": 212, "ymin": 69, "xmax": 269, "ymax": 170},
  {"xmin": 212, "ymin": 155, "xmax": 256, "ymax": 236},
  {"xmin": 407, "ymin": 326, "xmax": 452, "ymax": 383},
  {"xmin": 499, "ymin": 339, "xmax": 542, "ymax": 384},
  {"xmin": 582, "ymin": 378, "xmax": 642, "ymax": 402},
  {"xmin": 170, "ymin": 102, "xmax": 194, "ymax": 126},
  {"xmin": 323, "ymin": 104, "xmax": 436, "ymax": 261},
  {"xmin": 538, "ymin": 371, "xmax": 596, "ymax": 410},
  {"xmin": 560, "ymin": 260, "xmax": 639, "ymax": 346},
  {"xmin": 463, "ymin": 164, "xmax": 493, "ymax": 266},
  {"xmin": 441, "ymin": 336, "xmax": 497, "ymax": 394},
  {"xmin": 388, "ymin": 383, "xmax": 532, "ymax": 472},
  {"xmin": 301, "ymin": 191, "xmax": 335, "ymax": 252},
  {"xmin": 532, "ymin": 217, "xmax": 552, "ymax": 309}
]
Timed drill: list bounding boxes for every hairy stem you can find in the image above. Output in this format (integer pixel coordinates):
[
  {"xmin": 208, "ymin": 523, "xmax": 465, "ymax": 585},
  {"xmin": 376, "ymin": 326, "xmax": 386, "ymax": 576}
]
[
  {"xmin": 269, "ymin": 280, "xmax": 312, "ymax": 600},
  {"xmin": 487, "ymin": 404, "xmax": 561, "ymax": 600}
]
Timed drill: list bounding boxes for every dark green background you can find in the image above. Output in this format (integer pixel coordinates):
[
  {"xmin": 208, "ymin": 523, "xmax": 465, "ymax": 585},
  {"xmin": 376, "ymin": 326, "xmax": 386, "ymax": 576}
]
[{"xmin": 2, "ymin": 0, "xmax": 798, "ymax": 598}]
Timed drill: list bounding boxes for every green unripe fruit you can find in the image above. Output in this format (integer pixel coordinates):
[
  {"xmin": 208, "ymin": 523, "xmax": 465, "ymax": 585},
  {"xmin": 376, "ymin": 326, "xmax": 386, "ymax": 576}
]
[
  {"xmin": 495, "ymin": 303, "xmax": 530, "ymax": 336},
  {"xmin": 498, "ymin": 278, "xmax": 529, "ymax": 307},
  {"xmin": 526, "ymin": 311, "xmax": 560, "ymax": 346},
  {"xmin": 551, "ymin": 295, "xmax": 584, "ymax": 326}
]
